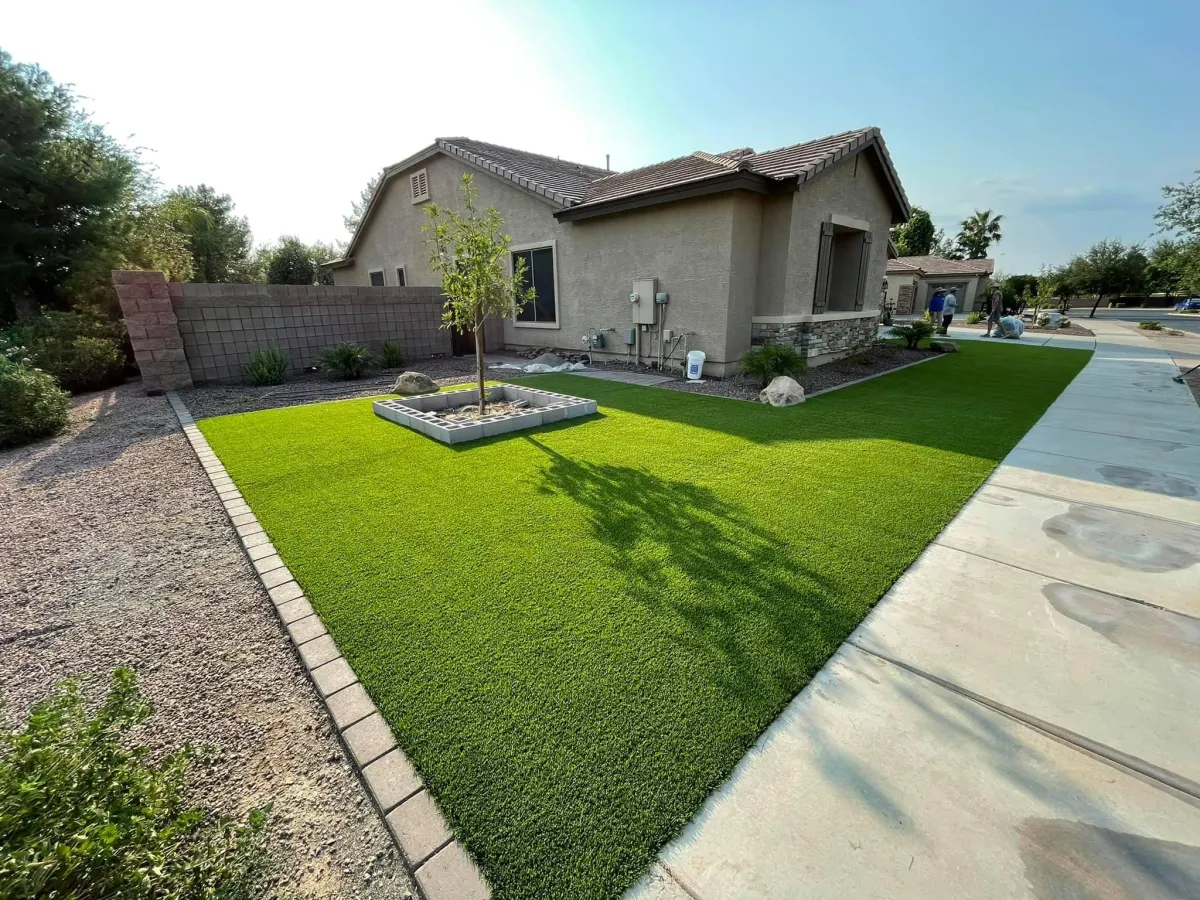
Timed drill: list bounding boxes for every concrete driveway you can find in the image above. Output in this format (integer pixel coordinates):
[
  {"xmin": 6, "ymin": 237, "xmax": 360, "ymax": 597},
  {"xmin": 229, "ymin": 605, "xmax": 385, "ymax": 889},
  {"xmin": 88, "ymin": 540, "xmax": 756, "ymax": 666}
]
[{"xmin": 631, "ymin": 321, "xmax": 1200, "ymax": 899}]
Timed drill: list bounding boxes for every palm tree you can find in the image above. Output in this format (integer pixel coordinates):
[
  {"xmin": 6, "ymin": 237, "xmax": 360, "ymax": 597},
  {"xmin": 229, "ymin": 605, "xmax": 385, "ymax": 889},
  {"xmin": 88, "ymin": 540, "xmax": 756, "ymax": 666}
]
[{"xmin": 957, "ymin": 209, "xmax": 1004, "ymax": 259}]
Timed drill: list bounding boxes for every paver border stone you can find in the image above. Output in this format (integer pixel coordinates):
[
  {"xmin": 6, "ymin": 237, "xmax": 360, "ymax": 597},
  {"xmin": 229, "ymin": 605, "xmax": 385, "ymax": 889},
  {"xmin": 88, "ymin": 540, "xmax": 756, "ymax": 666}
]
[{"xmin": 165, "ymin": 390, "xmax": 490, "ymax": 900}]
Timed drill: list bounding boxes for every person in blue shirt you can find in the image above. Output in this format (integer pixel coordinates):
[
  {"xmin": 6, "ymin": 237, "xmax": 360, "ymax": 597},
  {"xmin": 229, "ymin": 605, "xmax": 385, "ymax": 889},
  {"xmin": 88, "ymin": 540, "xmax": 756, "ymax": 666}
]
[{"xmin": 928, "ymin": 289, "xmax": 945, "ymax": 323}]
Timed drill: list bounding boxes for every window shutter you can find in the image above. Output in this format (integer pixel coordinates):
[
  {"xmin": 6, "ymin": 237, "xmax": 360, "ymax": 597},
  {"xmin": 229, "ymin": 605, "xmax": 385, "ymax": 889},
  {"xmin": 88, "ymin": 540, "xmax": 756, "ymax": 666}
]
[
  {"xmin": 410, "ymin": 173, "xmax": 420, "ymax": 200},
  {"xmin": 812, "ymin": 220, "xmax": 835, "ymax": 315},
  {"xmin": 419, "ymin": 171, "xmax": 427, "ymax": 196},
  {"xmin": 854, "ymin": 231, "xmax": 874, "ymax": 311}
]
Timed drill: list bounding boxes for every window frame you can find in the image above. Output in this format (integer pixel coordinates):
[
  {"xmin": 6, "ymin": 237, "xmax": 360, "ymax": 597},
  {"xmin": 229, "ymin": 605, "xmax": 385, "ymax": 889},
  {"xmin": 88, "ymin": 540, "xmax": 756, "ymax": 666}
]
[
  {"xmin": 368, "ymin": 268, "xmax": 386, "ymax": 287},
  {"xmin": 395, "ymin": 266, "xmax": 406, "ymax": 287},
  {"xmin": 510, "ymin": 240, "xmax": 560, "ymax": 329},
  {"xmin": 410, "ymin": 168, "xmax": 430, "ymax": 205}
]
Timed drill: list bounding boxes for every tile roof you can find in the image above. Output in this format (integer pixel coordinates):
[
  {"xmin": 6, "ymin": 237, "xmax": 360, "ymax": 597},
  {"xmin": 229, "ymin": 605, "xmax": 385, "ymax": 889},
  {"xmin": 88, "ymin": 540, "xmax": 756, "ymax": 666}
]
[
  {"xmin": 565, "ymin": 127, "xmax": 909, "ymax": 219},
  {"xmin": 436, "ymin": 138, "xmax": 610, "ymax": 206},
  {"xmin": 892, "ymin": 256, "xmax": 996, "ymax": 276},
  {"xmin": 339, "ymin": 127, "xmax": 911, "ymax": 261},
  {"xmin": 886, "ymin": 259, "xmax": 925, "ymax": 275}
]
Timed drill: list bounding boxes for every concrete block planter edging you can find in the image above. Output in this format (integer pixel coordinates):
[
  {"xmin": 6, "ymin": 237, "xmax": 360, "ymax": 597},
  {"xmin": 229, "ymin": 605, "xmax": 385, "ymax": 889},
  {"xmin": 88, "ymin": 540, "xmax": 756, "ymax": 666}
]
[{"xmin": 164, "ymin": 391, "xmax": 490, "ymax": 900}]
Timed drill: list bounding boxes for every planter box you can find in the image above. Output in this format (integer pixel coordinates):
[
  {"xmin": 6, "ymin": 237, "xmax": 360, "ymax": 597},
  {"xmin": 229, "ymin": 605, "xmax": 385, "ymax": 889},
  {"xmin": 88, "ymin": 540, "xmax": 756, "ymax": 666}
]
[{"xmin": 373, "ymin": 384, "xmax": 597, "ymax": 444}]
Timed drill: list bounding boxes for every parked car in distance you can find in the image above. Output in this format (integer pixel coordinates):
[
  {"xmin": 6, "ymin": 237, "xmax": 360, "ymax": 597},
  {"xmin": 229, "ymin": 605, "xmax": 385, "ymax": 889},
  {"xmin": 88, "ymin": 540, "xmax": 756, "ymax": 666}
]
[{"xmin": 1174, "ymin": 297, "xmax": 1200, "ymax": 311}]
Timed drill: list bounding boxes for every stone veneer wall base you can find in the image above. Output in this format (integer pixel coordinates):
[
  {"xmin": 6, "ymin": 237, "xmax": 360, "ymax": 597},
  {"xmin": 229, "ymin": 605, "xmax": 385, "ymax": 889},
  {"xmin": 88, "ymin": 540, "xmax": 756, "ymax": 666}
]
[{"xmin": 164, "ymin": 391, "xmax": 490, "ymax": 900}]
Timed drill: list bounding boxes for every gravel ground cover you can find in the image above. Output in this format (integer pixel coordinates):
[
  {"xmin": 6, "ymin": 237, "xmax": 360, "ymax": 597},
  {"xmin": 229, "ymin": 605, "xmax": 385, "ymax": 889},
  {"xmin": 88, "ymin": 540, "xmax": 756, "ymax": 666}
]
[
  {"xmin": 0, "ymin": 383, "xmax": 415, "ymax": 899},
  {"xmin": 594, "ymin": 342, "xmax": 936, "ymax": 402},
  {"xmin": 956, "ymin": 320, "xmax": 1096, "ymax": 336},
  {"xmin": 198, "ymin": 341, "xmax": 1090, "ymax": 899},
  {"xmin": 182, "ymin": 356, "xmax": 484, "ymax": 419}
]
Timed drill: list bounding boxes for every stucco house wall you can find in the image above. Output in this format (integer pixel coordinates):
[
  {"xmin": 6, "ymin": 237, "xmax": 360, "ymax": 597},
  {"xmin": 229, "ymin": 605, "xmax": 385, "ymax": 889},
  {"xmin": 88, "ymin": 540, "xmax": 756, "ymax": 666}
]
[{"xmin": 336, "ymin": 143, "xmax": 900, "ymax": 374}]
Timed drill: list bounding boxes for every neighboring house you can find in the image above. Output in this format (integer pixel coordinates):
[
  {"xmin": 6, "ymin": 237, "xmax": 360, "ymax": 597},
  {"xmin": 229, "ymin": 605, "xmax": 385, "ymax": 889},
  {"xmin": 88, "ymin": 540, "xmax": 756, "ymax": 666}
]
[
  {"xmin": 885, "ymin": 256, "xmax": 995, "ymax": 315},
  {"xmin": 330, "ymin": 127, "xmax": 911, "ymax": 375}
]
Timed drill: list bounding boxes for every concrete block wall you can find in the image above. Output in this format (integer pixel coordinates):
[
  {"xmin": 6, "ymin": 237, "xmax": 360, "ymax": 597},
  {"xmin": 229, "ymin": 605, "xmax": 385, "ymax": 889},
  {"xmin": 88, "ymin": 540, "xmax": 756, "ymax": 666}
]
[
  {"xmin": 113, "ymin": 272, "xmax": 467, "ymax": 390},
  {"xmin": 113, "ymin": 271, "xmax": 194, "ymax": 393},
  {"xmin": 172, "ymin": 283, "xmax": 450, "ymax": 384}
]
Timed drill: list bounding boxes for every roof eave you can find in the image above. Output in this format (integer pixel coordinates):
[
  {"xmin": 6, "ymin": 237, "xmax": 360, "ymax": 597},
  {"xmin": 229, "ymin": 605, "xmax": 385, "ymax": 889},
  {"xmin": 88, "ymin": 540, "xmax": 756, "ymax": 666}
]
[{"xmin": 556, "ymin": 170, "xmax": 790, "ymax": 222}]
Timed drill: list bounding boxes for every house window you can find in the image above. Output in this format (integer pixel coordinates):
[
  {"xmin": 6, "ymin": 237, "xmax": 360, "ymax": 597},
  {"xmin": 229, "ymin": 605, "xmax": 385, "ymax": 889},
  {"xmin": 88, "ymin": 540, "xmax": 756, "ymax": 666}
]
[
  {"xmin": 368, "ymin": 269, "xmax": 385, "ymax": 287},
  {"xmin": 813, "ymin": 220, "xmax": 873, "ymax": 314},
  {"xmin": 513, "ymin": 246, "xmax": 558, "ymax": 325},
  {"xmin": 395, "ymin": 266, "xmax": 406, "ymax": 287},
  {"xmin": 410, "ymin": 169, "xmax": 429, "ymax": 204}
]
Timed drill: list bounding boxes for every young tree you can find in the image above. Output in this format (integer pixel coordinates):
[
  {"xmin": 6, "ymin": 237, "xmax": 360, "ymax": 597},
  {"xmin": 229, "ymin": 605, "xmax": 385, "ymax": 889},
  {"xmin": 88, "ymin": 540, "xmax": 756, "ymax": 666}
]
[
  {"xmin": 422, "ymin": 174, "xmax": 533, "ymax": 415},
  {"xmin": 344, "ymin": 171, "xmax": 383, "ymax": 237},
  {"xmin": 0, "ymin": 51, "xmax": 137, "ymax": 321},
  {"xmin": 1070, "ymin": 239, "xmax": 1148, "ymax": 317},
  {"xmin": 956, "ymin": 209, "xmax": 1004, "ymax": 259},
  {"xmin": 1156, "ymin": 170, "xmax": 1200, "ymax": 237},
  {"xmin": 163, "ymin": 185, "xmax": 253, "ymax": 282},
  {"xmin": 890, "ymin": 207, "xmax": 935, "ymax": 257}
]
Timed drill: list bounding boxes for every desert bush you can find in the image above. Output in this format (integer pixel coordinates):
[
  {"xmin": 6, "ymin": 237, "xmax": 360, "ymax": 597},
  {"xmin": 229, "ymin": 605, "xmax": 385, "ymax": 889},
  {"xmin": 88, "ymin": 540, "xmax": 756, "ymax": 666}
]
[
  {"xmin": 740, "ymin": 343, "xmax": 806, "ymax": 387},
  {"xmin": 245, "ymin": 346, "xmax": 288, "ymax": 385},
  {"xmin": 965, "ymin": 311, "xmax": 983, "ymax": 324},
  {"xmin": 889, "ymin": 320, "xmax": 935, "ymax": 350},
  {"xmin": 0, "ymin": 358, "xmax": 71, "ymax": 449},
  {"xmin": 1, "ymin": 312, "xmax": 126, "ymax": 393},
  {"xmin": 1138, "ymin": 320, "xmax": 1162, "ymax": 330},
  {"xmin": 319, "ymin": 342, "xmax": 374, "ymax": 378},
  {"xmin": 379, "ymin": 340, "xmax": 405, "ymax": 368},
  {"xmin": 0, "ymin": 668, "xmax": 271, "ymax": 898}
]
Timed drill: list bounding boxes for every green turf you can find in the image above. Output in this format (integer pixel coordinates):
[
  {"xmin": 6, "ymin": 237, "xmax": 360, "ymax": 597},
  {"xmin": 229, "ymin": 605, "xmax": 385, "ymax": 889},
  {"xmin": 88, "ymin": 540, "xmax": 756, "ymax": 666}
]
[{"xmin": 198, "ymin": 341, "xmax": 1089, "ymax": 899}]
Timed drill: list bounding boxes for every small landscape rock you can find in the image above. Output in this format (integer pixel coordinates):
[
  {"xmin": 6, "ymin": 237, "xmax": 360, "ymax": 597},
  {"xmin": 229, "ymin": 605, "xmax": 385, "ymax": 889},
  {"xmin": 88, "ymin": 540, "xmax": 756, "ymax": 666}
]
[
  {"xmin": 759, "ymin": 376, "xmax": 805, "ymax": 407},
  {"xmin": 929, "ymin": 341, "xmax": 958, "ymax": 353},
  {"xmin": 391, "ymin": 372, "xmax": 438, "ymax": 395}
]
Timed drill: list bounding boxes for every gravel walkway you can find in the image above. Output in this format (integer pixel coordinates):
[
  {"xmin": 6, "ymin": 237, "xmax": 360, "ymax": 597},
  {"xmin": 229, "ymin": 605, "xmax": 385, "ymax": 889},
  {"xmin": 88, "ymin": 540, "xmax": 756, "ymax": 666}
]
[{"xmin": 0, "ymin": 383, "xmax": 415, "ymax": 899}]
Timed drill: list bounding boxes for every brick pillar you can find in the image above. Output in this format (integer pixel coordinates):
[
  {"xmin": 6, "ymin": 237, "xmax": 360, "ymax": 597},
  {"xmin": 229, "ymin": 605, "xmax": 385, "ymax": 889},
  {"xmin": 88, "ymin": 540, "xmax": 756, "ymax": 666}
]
[{"xmin": 112, "ymin": 271, "xmax": 193, "ymax": 394}]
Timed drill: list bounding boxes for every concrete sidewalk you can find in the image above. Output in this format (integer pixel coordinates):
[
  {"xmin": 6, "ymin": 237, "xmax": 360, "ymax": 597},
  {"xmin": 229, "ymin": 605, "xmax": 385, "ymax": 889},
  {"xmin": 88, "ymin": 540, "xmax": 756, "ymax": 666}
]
[{"xmin": 631, "ymin": 320, "xmax": 1200, "ymax": 899}]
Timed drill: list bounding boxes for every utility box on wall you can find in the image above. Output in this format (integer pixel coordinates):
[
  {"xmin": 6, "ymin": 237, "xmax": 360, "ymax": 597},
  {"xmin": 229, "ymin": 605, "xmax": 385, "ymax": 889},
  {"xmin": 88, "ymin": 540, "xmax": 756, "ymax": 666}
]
[{"xmin": 631, "ymin": 277, "xmax": 657, "ymax": 326}]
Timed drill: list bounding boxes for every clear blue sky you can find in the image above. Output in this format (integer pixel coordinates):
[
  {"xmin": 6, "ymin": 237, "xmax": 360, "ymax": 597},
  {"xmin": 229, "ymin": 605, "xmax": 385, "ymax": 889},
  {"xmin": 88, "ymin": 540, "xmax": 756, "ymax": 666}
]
[{"xmin": 6, "ymin": 0, "xmax": 1198, "ymax": 273}]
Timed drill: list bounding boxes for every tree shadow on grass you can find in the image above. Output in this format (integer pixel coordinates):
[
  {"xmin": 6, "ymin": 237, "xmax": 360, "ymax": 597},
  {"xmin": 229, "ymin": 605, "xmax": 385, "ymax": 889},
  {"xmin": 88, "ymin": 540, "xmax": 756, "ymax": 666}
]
[{"xmin": 527, "ymin": 436, "xmax": 858, "ymax": 714}]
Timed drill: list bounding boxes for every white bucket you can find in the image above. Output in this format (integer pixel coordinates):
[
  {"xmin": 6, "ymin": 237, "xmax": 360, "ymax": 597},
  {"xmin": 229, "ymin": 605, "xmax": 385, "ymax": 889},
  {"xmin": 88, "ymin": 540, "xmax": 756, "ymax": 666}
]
[{"xmin": 686, "ymin": 350, "xmax": 706, "ymax": 380}]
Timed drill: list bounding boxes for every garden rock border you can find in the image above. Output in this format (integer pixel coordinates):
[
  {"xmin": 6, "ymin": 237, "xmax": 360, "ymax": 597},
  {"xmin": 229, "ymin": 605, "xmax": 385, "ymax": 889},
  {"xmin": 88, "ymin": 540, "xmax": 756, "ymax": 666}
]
[{"xmin": 164, "ymin": 391, "xmax": 490, "ymax": 900}]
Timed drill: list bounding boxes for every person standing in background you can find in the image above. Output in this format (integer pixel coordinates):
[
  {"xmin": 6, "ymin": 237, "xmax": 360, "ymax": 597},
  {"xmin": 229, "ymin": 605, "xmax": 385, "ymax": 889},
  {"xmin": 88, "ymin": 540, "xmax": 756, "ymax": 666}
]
[
  {"xmin": 928, "ymin": 289, "xmax": 945, "ymax": 326},
  {"xmin": 984, "ymin": 287, "xmax": 1004, "ymax": 337},
  {"xmin": 941, "ymin": 290, "xmax": 957, "ymax": 334}
]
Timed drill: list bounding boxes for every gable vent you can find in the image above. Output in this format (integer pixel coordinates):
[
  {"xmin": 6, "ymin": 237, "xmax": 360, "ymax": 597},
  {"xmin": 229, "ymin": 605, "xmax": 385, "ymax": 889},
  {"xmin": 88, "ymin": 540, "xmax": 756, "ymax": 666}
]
[{"xmin": 410, "ymin": 168, "xmax": 429, "ymax": 204}]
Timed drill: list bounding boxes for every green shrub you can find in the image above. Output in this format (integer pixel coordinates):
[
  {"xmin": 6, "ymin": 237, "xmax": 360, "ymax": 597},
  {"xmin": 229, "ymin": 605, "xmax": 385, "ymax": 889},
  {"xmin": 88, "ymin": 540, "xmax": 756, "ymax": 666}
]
[
  {"xmin": 965, "ymin": 311, "xmax": 983, "ymax": 325},
  {"xmin": 1, "ymin": 312, "xmax": 127, "ymax": 394},
  {"xmin": 1138, "ymin": 320, "xmax": 1162, "ymax": 330},
  {"xmin": 245, "ymin": 346, "xmax": 289, "ymax": 385},
  {"xmin": 318, "ymin": 342, "xmax": 374, "ymax": 379},
  {"xmin": 740, "ymin": 343, "xmax": 806, "ymax": 387},
  {"xmin": 889, "ymin": 320, "xmax": 935, "ymax": 350},
  {"xmin": 0, "ymin": 358, "xmax": 70, "ymax": 449},
  {"xmin": 379, "ymin": 340, "xmax": 405, "ymax": 368},
  {"xmin": 0, "ymin": 668, "xmax": 271, "ymax": 898}
]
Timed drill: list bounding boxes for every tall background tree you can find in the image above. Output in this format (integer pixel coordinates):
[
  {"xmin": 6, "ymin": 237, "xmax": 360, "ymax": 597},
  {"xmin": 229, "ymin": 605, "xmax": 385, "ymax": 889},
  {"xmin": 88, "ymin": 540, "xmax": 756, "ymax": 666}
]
[
  {"xmin": 0, "ymin": 50, "xmax": 137, "ymax": 321},
  {"xmin": 929, "ymin": 227, "xmax": 962, "ymax": 259},
  {"xmin": 890, "ymin": 207, "xmax": 935, "ymax": 257},
  {"xmin": 956, "ymin": 209, "xmax": 1004, "ymax": 259},
  {"xmin": 1156, "ymin": 170, "xmax": 1200, "ymax": 237},
  {"xmin": 264, "ymin": 236, "xmax": 336, "ymax": 285},
  {"xmin": 344, "ymin": 171, "xmax": 382, "ymax": 238},
  {"xmin": 162, "ymin": 185, "xmax": 254, "ymax": 282},
  {"xmin": 1067, "ymin": 239, "xmax": 1147, "ymax": 317}
]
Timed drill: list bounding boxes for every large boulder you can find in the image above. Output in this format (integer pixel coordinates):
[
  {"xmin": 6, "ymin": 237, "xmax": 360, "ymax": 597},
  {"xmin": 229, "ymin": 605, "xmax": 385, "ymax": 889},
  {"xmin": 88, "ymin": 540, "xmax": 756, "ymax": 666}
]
[
  {"xmin": 929, "ymin": 340, "xmax": 959, "ymax": 353},
  {"xmin": 392, "ymin": 371, "xmax": 438, "ymax": 395},
  {"xmin": 758, "ymin": 376, "xmax": 805, "ymax": 407}
]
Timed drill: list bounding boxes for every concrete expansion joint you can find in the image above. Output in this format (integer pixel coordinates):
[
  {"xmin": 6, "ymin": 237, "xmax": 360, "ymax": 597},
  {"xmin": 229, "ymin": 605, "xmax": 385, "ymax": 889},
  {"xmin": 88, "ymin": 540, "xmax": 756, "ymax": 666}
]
[
  {"xmin": 846, "ymin": 640, "xmax": 1200, "ymax": 803},
  {"xmin": 930, "ymin": 542, "xmax": 1200, "ymax": 624},
  {"xmin": 981, "ymin": 481, "xmax": 1200, "ymax": 529}
]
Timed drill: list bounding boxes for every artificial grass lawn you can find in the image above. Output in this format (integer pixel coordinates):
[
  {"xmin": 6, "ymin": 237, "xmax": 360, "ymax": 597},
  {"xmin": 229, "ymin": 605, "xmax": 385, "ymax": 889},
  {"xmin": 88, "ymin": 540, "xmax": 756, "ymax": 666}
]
[{"xmin": 199, "ymin": 341, "xmax": 1089, "ymax": 899}]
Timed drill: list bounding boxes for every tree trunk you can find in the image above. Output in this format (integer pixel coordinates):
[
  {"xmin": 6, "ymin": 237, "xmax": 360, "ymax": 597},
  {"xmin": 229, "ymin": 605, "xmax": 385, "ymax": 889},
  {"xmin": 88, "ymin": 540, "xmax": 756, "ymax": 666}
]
[
  {"xmin": 1089, "ymin": 293, "xmax": 1103, "ymax": 318},
  {"xmin": 475, "ymin": 313, "xmax": 486, "ymax": 416}
]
